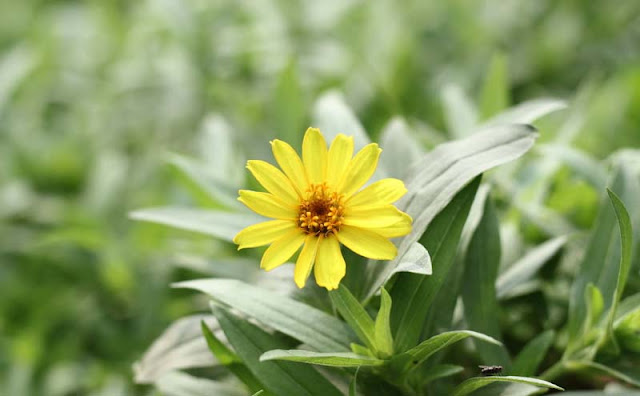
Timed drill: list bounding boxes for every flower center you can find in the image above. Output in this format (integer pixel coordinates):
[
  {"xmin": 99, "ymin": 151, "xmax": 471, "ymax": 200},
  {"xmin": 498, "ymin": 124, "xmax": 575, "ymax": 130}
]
[{"xmin": 298, "ymin": 183, "xmax": 344, "ymax": 236}]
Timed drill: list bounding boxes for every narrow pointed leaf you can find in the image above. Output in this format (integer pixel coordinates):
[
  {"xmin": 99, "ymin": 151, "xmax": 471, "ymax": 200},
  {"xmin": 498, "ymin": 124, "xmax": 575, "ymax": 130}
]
[
  {"xmin": 214, "ymin": 306, "xmax": 342, "ymax": 396},
  {"xmin": 330, "ymin": 284, "xmax": 376, "ymax": 352},
  {"xmin": 496, "ymin": 236, "xmax": 567, "ymax": 299},
  {"xmin": 130, "ymin": 208, "xmax": 262, "ymax": 242},
  {"xmin": 175, "ymin": 279, "xmax": 354, "ymax": 352},
  {"xmin": 450, "ymin": 376, "xmax": 563, "ymax": 396},
  {"xmin": 392, "ymin": 330, "xmax": 501, "ymax": 372},
  {"xmin": 155, "ymin": 371, "xmax": 246, "ymax": 396},
  {"xmin": 260, "ymin": 350, "xmax": 384, "ymax": 367},
  {"xmin": 391, "ymin": 177, "xmax": 480, "ymax": 351},
  {"xmin": 511, "ymin": 330, "xmax": 555, "ymax": 376},
  {"xmin": 462, "ymin": 197, "xmax": 511, "ymax": 367},
  {"xmin": 201, "ymin": 321, "xmax": 264, "ymax": 393},
  {"xmin": 374, "ymin": 288, "xmax": 394, "ymax": 357}
]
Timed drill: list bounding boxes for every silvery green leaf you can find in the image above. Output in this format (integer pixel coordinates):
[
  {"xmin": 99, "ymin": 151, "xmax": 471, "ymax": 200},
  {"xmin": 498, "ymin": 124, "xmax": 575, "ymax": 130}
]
[
  {"xmin": 537, "ymin": 144, "xmax": 607, "ymax": 188},
  {"xmin": 379, "ymin": 117, "xmax": 424, "ymax": 178},
  {"xmin": 312, "ymin": 91, "xmax": 370, "ymax": 150},
  {"xmin": 441, "ymin": 83, "xmax": 478, "ymax": 139},
  {"xmin": 155, "ymin": 371, "xmax": 245, "ymax": 396},
  {"xmin": 167, "ymin": 153, "xmax": 242, "ymax": 209},
  {"xmin": 496, "ymin": 236, "xmax": 568, "ymax": 299},
  {"xmin": 394, "ymin": 123, "xmax": 538, "ymax": 265},
  {"xmin": 197, "ymin": 114, "xmax": 245, "ymax": 186},
  {"xmin": 175, "ymin": 279, "xmax": 355, "ymax": 352},
  {"xmin": 482, "ymin": 99, "xmax": 567, "ymax": 126},
  {"xmin": 0, "ymin": 45, "xmax": 36, "ymax": 112},
  {"xmin": 129, "ymin": 207, "xmax": 263, "ymax": 242},
  {"xmin": 133, "ymin": 315, "xmax": 220, "ymax": 384}
]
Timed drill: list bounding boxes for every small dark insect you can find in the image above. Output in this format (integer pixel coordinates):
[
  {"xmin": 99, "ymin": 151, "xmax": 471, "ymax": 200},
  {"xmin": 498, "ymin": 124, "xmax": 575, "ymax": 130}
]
[{"xmin": 479, "ymin": 365, "xmax": 503, "ymax": 376}]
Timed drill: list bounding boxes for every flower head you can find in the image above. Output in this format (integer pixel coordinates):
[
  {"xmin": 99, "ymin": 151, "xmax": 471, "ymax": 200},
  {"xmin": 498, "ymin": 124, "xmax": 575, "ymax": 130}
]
[{"xmin": 233, "ymin": 128, "xmax": 412, "ymax": 290}]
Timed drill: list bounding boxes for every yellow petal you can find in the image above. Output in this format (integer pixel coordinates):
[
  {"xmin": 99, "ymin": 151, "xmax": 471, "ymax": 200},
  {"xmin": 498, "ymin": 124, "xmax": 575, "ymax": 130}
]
[
  {"xmin": 233, "ymin": 220, "xmax": 296, "ymax": 249},
  {"xmin": 337, "ymin": 143, "xmax": 382, "ymax": 197},
  {"xmin": 238, "ymin": 190, "xmax": 297, "ymax": 219},
  {"xmin": 302, "ymin": 127, "xmax": 328, "ymax": 184},
  {"xmin": 247, "ymin": 160, "xmax": 299, "ymax": 204},
  {"xmin": 336, "ymin": 225, "xmax": 397, "ymax": 260},
  {"xmin": 261, "ymin": 228, "xmax": 306, "ymax": 271},
  {"xmin": 294, "ymin": 234, "xmax": 321, "ymax": 288},
  {"xmin": 314, "ymin": 234, "xmax": 345, "ymax": 290},
  {"xmin": 347, "ymin": 178, "xmax": 407, "ymax": 207},
  {"xmin": 369, "ymin": 213, "xmax": 412, "ymax": 238},
  {"xmin": 271, "ymin": 139, "xmax": 308, "ymax": 196},
  {"xmin": 326, "ymin": 134, "xmax": 354, "ymax": 188},
  {"xmin": 343, "ymin": 204, "xmax": 407, "ymax": 228}
]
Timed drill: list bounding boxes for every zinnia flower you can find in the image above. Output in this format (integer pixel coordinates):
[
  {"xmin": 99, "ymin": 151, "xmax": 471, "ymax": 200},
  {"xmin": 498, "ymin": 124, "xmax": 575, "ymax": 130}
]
[{"xmin": 233, "ymin": 128, "xmax": 412, "ymax": 290}]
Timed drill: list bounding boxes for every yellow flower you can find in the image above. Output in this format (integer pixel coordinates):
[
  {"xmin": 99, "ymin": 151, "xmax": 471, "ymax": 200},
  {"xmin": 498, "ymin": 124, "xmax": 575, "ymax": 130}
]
[{"xmin": 233, "ymin": 128, "xmax": 412, "ymax": 290}]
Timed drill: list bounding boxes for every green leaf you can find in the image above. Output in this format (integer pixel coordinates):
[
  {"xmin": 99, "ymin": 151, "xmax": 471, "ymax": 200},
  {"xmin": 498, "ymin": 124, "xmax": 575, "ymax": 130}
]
[
  {"xmin": 155, "ymin": 371, "xmax": 246, "ymax": 396},
  {"xmin": 130, "ymin": 208, "xmax": 262, "ymax": 242},
  {"xmin": 614, "ymin": 293, "xmax": 640, "ymax": 352},
  {"xmin": 201, "ymin": 321, "xmax": 264, "ymax": 393},
  {"xmin": 251, "ymin": 391, "xmax": 265, "ymax": 396},
  {"xmin": 260, "ymin": 350, "xmax": 384, "ymax": 367},
  {"xmin": 567, "ymin": 167, "xmax": 637, "ymax": 349},
  {"xmin": 420, "ymin": 364, "xmax": 464, "ymax": 385},
  {"xmin": 213, "ymin": 306, "xmax": 343, "ymax": 396},
  {"xmin": 133, "ymin": 315, "xmax": 217, "ymax": 384},
  {"xmin": 537, "ymin": 144, "xmax": 607, "ymax": 188},
  {"xmin": 167, "ymin": 153, "xmax": 241, "ymax": 209},
  {"xmin": 271, "ymin": 61, "xmax": 305, "ymax": 149},
  {"xmin": 461, "ymin": 196, "xmax": 511, "ymax": 367},
  {"xmin": 379, "ymin": 117, "xmax": 424, "ymax": 178},
  {"xmin": 330, "ymin": 284, "xmax": 376, "ymax": 352},
  {"xmin": 496, "ymin": 236, "xmax": 567, "ymax": 300},
  {"xmin": 175, "ymin": 279, "xmax": 354, "ymax": 352},
  {"xmin": 391, "ymin": 176, "xmax": 480, "ymax": 352},
  {"xmin": 511, "ymin": 330, "xmax": 555, "ymax": 376},
  {"xmin": 479, "ymin": 53, "xmax": 509, "ymax": 119},
  {"xmin": 450, "ymin": 376, "xmax": 563, "ymax": 396},
  {"xmin": 568, "ymin": 360, "xmax": 640, "ymax": 387},
  {"xmin": 374, "ymin": 288, "xmax": 394, "ymax": 357},
  {"xmin": 350, "ymin": 343, "xmax": 372, "ymax": 357},
  {"xmin": 312, "ymin": 91, "xmax": 371, "ymax": 151},
  {"xmin": 364, "ymin": 123, "xmax": 539, "ymax": 302},
  {"xmin": 391, "ymin": 330, "xmax": 501, "ymax": 373},
  {"xmin": 483, "ymin": 98, "xmax": 566, "ymax": 126},
  {"xmin": 441, "ymin": 83, "xmax": 478, "ymax": 139},
  {"xmin": 584, "ymin": 284, "xmax": 604, "ymax": 335},
  {"xmin": 605, "ymin": 189, "xmax": 634, "ymax": 326}
]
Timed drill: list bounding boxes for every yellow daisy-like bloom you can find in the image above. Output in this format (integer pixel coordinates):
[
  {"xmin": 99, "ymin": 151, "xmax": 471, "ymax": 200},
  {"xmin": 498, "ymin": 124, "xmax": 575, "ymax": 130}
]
[{"xmin": 233, "ymin": 127, "xmax": 412, "ymax": 290}]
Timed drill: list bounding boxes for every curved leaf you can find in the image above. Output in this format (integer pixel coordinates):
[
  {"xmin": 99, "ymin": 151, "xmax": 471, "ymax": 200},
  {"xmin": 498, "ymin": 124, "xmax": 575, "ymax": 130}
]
[
  {"xmin": 450, "ymin": 376, "xmax": 563, "ymax": 396},
  {"xmin": 260, "ymin": 350, "xmax": 384, "ymax": 367}
]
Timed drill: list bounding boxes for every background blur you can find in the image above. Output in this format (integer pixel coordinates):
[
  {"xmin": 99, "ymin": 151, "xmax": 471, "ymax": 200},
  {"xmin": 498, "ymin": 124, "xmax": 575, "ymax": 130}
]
[{"xmin": 1, "ymin": 1, "xmax": 639, "ymax": 395}]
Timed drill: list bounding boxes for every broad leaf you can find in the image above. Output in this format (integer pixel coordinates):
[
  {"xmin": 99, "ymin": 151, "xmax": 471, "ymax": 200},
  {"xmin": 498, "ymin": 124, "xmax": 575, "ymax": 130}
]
[
  {"xmin": 201, "ymin": 321, "xmax": 264, "ymax": 393},
  {"xmin": 391, "ymin": 177, "xmax": 480, "ymax": 352},
  {"xmin": 363, "ymin": 123, "xmax": 539, "ymax": 301},
  {"xmin": 175, "ymin": 279, "xmax": 355, "ymax": 352},
  {"xmin": 155, "ymin": 371, "xmax": 245, "ymax": 396},
  {"xmin": 260, "ymin": 350, "xmax": 384, "ymax": 367},
  {"xmin": 130, "ymin": 207, "xmax": 262, "ymax": 242},
  {"xmin": 214, "ymin": 307, "xmax": 343, "ymax": 396},
  {"xmin": 133, "ymin": 315, "xmax": 218, "ymax": 384}
]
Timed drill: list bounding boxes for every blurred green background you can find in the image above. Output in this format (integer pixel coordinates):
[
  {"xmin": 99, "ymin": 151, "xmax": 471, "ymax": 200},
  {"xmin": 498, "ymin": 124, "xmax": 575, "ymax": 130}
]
[{"xmin": 1, "ymin": 1, "xmax": 639, "ymax": 395}]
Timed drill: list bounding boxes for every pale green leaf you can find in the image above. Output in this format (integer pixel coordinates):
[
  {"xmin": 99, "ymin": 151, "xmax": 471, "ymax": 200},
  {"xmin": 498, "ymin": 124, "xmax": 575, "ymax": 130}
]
[
  {"xmin": 260, "ymin": 350, "xmax": 384, "ymax": 367},
  {"xmin": 450, "ymin": 376, "xmax": 563, "ymax": 396}
]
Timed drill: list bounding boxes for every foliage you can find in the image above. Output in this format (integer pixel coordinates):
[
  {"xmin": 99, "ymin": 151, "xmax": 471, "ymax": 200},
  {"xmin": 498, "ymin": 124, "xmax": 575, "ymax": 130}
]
[{"xmin": 1, "ymin": 1, "xmax": 640, "ymax": 395}]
